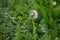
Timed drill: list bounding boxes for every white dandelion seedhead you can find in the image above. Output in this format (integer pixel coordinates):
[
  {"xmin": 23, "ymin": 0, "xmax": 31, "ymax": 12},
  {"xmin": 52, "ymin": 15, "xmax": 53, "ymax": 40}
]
[
  {"xmin": 53, "ymin": 1, "xmax": 57, "ymax": 6},
  {"xmin": 29, "ymin": 10, "xmax": 38, "ymax": 19}
]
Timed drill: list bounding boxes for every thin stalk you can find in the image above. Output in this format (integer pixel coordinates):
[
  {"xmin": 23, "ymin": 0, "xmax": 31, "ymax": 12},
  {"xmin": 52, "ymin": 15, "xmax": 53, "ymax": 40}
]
[{"xmin": 32, "ymin": 19, "xmax": 36, "ymax": 40}]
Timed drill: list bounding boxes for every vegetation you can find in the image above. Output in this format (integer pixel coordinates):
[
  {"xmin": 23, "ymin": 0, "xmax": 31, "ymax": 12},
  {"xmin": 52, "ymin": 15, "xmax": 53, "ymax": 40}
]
[{"xmin": 0, "ymin": 0, "xmax": 60, "ymax": 40}]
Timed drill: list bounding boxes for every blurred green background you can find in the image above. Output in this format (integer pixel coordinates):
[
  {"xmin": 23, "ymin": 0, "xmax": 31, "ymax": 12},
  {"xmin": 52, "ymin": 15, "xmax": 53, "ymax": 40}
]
[{"xmin": 0, "ymin": 0, "xmax": 60, "ymax": 40}]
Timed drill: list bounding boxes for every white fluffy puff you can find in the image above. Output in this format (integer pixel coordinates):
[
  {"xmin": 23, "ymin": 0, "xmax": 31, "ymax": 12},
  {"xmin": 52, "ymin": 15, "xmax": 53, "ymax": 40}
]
[
  {"xmin": 53, "ymin": 1, "xmax": 57, "ymax": 6},
  {"xmin": 29, "ymin": 10, "xmax": 38, "ymax": 19}
]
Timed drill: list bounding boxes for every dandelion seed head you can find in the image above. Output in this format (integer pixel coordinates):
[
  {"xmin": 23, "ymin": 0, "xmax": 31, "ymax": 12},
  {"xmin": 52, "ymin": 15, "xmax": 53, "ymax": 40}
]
[
  {"xmin": 29, "ymin": 10, "xmax": 38, "ymax": 19},
  {"xmin": 53, "ymin": 1, "xmax": 57, "ymax": 6}
]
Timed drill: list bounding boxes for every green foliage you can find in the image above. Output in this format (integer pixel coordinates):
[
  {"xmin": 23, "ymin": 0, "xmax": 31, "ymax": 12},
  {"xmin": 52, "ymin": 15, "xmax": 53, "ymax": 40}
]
[{"xmin": 0, "ymin": 0, "xmax": 60, "ymax": 40}]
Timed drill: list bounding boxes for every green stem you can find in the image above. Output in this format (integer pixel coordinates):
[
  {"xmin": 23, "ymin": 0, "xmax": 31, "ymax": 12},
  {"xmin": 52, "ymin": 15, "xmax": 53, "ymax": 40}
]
[{"xmin": 32, "ymin": 19, "xmax": 36, "ymax": 40}]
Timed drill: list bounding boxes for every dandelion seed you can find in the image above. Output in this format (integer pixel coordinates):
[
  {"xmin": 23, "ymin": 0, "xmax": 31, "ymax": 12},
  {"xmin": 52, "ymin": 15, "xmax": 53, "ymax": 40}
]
[
  {"xmin": 53, "ymin": 1, "xmax": 57, "ymax": 6},
  {"xmin": 29, "ymin": 10, "xmax": 38, "ymax": 19}
]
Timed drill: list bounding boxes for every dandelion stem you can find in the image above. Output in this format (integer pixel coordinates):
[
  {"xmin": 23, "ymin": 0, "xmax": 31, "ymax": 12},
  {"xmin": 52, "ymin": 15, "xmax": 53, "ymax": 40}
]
[{"xmin": 32, "ymin": 19, "xmax": 36, "ymax": 40}]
